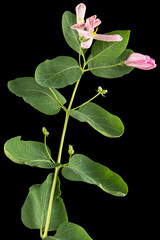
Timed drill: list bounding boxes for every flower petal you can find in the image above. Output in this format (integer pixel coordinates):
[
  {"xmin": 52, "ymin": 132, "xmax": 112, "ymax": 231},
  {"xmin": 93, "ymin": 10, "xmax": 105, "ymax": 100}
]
[
  {"xmin": 81, "ymin": 38, "xmax": 93, "ymax": 49},
  {"xmin": 94, "ymin": 34, "xmax": 123, "ymax": 41},
  {"xmin": 126, "ymin": 53, "xmax": 146, "ymax": 62},
  {"xmin": 94, "ymin": 18, "xmax": 101, "ymax": 28},
  {"xmin": 86, "ymin": 15, "xmax": 97, "ymax": 32},
  {"xmin": 76, "ymin": 3, "xmax": 86, "ymax": 25},
  {"xmin": 71, "ymin": 25, "xmax": 90, "ymax": 38}
]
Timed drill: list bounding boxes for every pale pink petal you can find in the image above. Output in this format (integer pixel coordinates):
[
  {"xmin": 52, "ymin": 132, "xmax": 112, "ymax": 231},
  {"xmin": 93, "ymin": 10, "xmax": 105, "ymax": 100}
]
[
  {"xmin": 126, "ymin": 53, "xmax": 147, "ymax": 62},
  {"xmin": 86, "ymin": 15, "xmax": 97, "ymax": 31},
  {"xmin": 81, "ymin": 38, "xmax": 93, "ymax": 49},
  {"xmin": 76, "ymin": 3, "xmax": 86, "ymax": 24},
  {"xmin": 125, "ymin": 62, "xmax": 156, "ymax": 70},
  {"xmin": 71, "ymin": 25, "xmax": 90, "ymax": 38},
  {"xmin": 93, "ymin": 18, "xmax": 101, "ymax": 28},
  {"xmin": 149, "ymin": 58, "xmax": 156, "ymax": 64},
  {"xmin": 93, "ymin": 34, "xmax": 123, "ymax": 41}
]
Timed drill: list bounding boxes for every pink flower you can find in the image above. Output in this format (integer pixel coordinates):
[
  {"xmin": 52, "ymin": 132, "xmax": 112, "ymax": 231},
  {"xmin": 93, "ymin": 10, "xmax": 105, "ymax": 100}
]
[
  {"xmin": 123, "ymin": 53, "xmax": 156, "ymax": 70},
  {"xmin": 71, "ymin": 15, "xmax": 123, "ymax": 49},
  {"xmin": 71, "ymin": 3, "xmax": 86, "ymax": 30}
]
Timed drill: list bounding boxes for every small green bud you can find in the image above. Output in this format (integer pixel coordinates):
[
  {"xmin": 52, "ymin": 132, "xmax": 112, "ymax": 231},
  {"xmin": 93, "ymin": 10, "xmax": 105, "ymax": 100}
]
[
  {"xmin": 68, "ymin": 145, "xmax": 74, "ymax": 156},
  {"xmin": 42, "ymin": 127, "xmax": 49, "ymax": 137},
  {"xmin": 97, "ymin": 86, "xmax": 108, "ymax": 96}
]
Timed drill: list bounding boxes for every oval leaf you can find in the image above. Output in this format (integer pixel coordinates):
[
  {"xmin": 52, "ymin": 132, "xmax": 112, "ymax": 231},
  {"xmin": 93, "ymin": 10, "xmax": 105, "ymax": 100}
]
[
  {"xmin": 70, "ymin": 102, "xmax": 124, "ymax": 138},
  {"xmin": 88, "ymin": 49, "xmax": 134, "ymax": 78},
  {"xmin": 35, "ymin": 56, "xmax": 82, "ymax": 89},
  {"xmin": 62, "ymin": 11, "xmax": 80, "ymax": 54},
  {"xmin": 8, "ymin": 77, "xmax": 66, "ymax": 115},
  {"xmin": 90, "ymin": 30, "xmax": 130, "ymax": 63},
  {"xmin": 44, "ymin": 222, "xmax": 92, "ymax": 240},
  {"xmin": 21, "ymin": 174, "xmax": 68, "ymax": 231},
  {"xmin": 62, "ymin": 154, "xmax": 128, "ymax": 197},
  {"xmin": 4, "ymin": 136, "xmax": 59, "ymax": 168}
]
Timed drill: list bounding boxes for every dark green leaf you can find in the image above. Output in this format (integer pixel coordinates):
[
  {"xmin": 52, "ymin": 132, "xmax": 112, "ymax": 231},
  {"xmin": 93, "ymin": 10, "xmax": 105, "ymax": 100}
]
[
  {"xmin": 62, "ymin": 11, "xmax": 81, "ymax": 54},
  {"xmin": 91, "ymin": 30, "xmax": 130, "ymax": 63},
  {"xmin": 21, "ymin": 174, "xmax": 68, "ymax": 231},
  {"xmin": 35, "ymin": 56, "xmax": 82, "ymax": 89},
  {"xmin": 62, "ymin": 154, "xmax": 128, "ymax": 197},
  {"xmin": 4, "ymin": 136, "xmax": 59, "ymax": 168},
  {"xmin": 44, "ymin": 222, "xmax": 92, "ymax": 240},
  {"xmin": 70, "ymin": 102, "xmax": 124, "ymax": 138},
  {"xmin": 8, "ymin": 77, "xmax": 66, "ymax": 115},
  {"xmin": 88, "ymin": 49, "xmax": 134, "ymax": 78}
]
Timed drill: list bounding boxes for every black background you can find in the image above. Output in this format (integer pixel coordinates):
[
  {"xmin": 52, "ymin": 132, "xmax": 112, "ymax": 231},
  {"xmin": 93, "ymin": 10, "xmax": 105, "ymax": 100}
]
[{"xmin": 1, "ymin": 0, "xmax": 159, "ymax": 239}]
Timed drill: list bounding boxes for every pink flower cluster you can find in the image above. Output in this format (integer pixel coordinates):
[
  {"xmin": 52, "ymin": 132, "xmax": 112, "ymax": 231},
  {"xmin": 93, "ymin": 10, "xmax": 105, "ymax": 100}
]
[
  {"xmin": 71, "ymin": 3, "xmax": 156, "ymax": 70},
  {"xmin": 71, "ymin": 3, "xmax": 122, "ymax": 49}
]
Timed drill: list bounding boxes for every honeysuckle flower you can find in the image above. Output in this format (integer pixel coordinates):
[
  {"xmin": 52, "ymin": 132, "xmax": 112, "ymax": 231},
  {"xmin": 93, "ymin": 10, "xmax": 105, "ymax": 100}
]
[
  {"xmin": 123, "ymin": 53, "xmax": 156, "ymax": 70},
  {"xmin": 72, "ymin": 15, "xmax": 123, "ymax": 49},
  {"xmin": 71, "ymin": 3, "xmax": 86, "ymax": 30}
]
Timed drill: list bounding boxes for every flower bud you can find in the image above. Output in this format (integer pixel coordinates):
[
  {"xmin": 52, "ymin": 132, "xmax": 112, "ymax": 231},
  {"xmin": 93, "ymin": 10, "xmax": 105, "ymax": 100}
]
[
  {"xmin": 97, "ymin": 86, "xmax": 108, "ymax": 96},
  {"xmin": 42, "ymin": 127, "xmax": 49, "ymax": 137},
  {"xmin": 68, "ymin": 145, "xmax": 74, "ymax": 156},
  {"xmin": 123, "ymin": 53, "xmax": 156, "ymax": 70}
]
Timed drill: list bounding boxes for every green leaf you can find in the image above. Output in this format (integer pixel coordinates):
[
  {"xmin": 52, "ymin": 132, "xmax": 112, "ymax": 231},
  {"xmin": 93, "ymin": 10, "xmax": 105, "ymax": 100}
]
[
  {"xmin": 8, "ymin": 77, "xmax": 66, "ymax": 115},
  {"xmin": 70, "ymin": 102, "xmax": 124, "ymax": 138},
  {"xmin": 90, "ymin": 30, "xmax": 130, "ymax": 63},
  {"xmin": 62, "ymin": 154, "xmax": 128, "ymax": 197},
  {"xmin": 88, "ymin": 49, "xmax": 134, "ymax": 78},
  {"xmin": 62, "ymin": 11, "xmax": 81, "ymax": 54},
  {"xmin": 35, "ymin": 56, "xmax": 82, "ymax": 89},
  {"xmin": 44, "ymin": 222, "xmax": 92, "ymax": 240},
  {"xmin": 4, "ymin": 136, "xmax": 59, "ymax": 168},
  {"xmin": 21, "ymin": 174, "xmax": 68, "ymax": 231}
]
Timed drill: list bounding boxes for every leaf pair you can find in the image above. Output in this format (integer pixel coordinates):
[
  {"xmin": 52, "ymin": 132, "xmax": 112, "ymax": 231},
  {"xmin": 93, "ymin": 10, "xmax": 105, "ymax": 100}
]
[
  {"xmin": 20, "ymin": 153, "xmax": 127, "ymax": 239},
  {"xmin": 4, "ymin": 136, "xmax": 128, "ymax": 197},
  {"xmin": 22, "ymin": 172, "xmax": 92, "ymax": 239},
  {"xmin": 21, "ymin": 174, "xmax": 68, "ymax": 232}
]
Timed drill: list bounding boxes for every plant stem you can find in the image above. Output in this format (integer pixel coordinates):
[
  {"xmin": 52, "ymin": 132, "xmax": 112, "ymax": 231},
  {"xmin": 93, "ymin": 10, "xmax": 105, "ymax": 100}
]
[
  {"xmin": 49, "ymin": 87, "xmax": 67, "ymax": 112},
  {"xmin": 44, "ymin": 135, "xmax": 55, "ymax": 163},
  {"xmin": 84, "ymin": 63, "xmax": 122, "ymax": 72},
  {"xmin": 42, "ymin": 76, "xmax": 82, "ymax": 239},
  {"xmin": 72, "ymin": 92, "xmax": 101, "ymax": 110}
]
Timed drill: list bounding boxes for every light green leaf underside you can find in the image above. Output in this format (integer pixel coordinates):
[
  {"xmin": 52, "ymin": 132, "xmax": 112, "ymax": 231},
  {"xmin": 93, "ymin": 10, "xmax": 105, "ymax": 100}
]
[
  {"xmin": 70, "ymin": 102, "xmax": 124, "ymax": 138},
  {"xmin": 35, "ymin": 56, "xmax": 82, "ymax": 89},
  {"xmin": 4, "ymin": 136, "xmax": 59, "ymax": 168},
  {"xmin": 91, "ymin": 30, "xmax": 130, "ymax": 63},
  {"xmin": 62, "ymin": 154, "xmax": 128, "ymax": 197},
  {"xmin": 21, "ymin": 174, "xmax": 68, "ymax": 231},
  {"xmin": 44, "ymin": 222, "xmax": 92, "ymax": 240},
  {"xmin": 88, "ymin": 49, "xmax": 134, "ymax": 78},
  {"xmin": 8, "ymin": 77, "xmax": 66, "ymax": 115}
]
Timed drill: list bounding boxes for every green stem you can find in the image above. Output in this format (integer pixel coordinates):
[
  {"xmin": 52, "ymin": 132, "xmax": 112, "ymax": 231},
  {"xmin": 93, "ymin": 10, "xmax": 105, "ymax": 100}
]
[
  {"xmin": 79, "ymin": 46, "xmax": 82, "ymax": 69},
  {"xmin": 44, "ymin": 135, "xmax": 55, "ymax": 163},
  {"xmin": 84, "ymin": 63, "xmax": 122, "ymax": 72},
  {"xmin": 42, "ymin": 166, "xmax": 60, "ymax": 239},
  {"xmin": 42, "ymin": 76, "xmax": 82, "ymax": 239},
  {"xmin": 72, "ymin": 92, "xmax": 101, "ymax": 110},
  {"xmin": 49, "ymin": 87, "xmax": 67, "ymax": 112}
]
